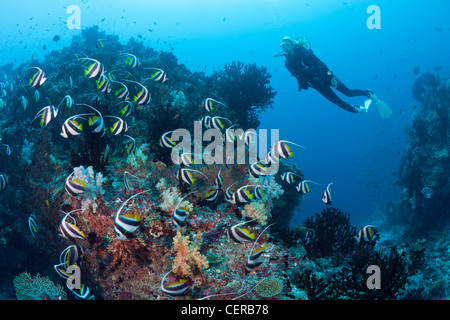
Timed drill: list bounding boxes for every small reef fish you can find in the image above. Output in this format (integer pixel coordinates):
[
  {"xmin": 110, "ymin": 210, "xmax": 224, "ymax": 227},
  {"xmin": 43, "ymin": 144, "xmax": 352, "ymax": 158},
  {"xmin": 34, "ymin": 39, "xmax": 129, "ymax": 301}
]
[
  {"xmin": 113, "ymin": 81, "xmax": 130, "ymax": 100},
  {"xmin": 32, "ymin": 105, "xmax": 58, "ymax": 127},
  {"xmin": 176, "ymin": 168, "xmax": 208, "ymax": 186},
  {"xmin": 79, "ymin": 57, "xmax": 105, "ymax": 79},
  {"xmin": 100, "ymin": 144, "xmax": 110, "ymax": 164},
  {"xmin": 322, "ymin": 182, "xmax": 333, "ymax": 205},
  {"xmin": 296, "ymin": 179, "xmax": 320, "ymax": 194},
  {"xmin": 249, "ymin": 162, "xmax": 268, "ymax": 178},
  {"xmin": 65, "ymin": 171, "xmax": 86, "ymax": 196},
  {"xmin": 34, "ymin": 89, "xmax": 40, "ymax": 102},
  {"xmin": 245, "ymin": 223, "xmax": 275, "ymax": 272},
  {"xmin": 28, "ymin": 213, "xmax": 38, "ymax": 238},
  {"xmin": 79, "ymin": 103, "xmax": 104, "ymax": 133},
  {"xmin": 59, "ymin": 209, "xmax": 85, "ymax": 240},
  {"xmin": 356, "ymin": 225, "xmax": 378, "ymax": 243},
  {"xmin": 234, "ymin": 185, "xmax": 254, "ymax": 205},
  {"xmin": 96, "ymin": 74, "xmax": 111, "ymax": 93},
  {"xmin": 119, "ymin": 53, "xmax": 141, "ymax": 68},
  {"xmin": 123, "ymin": 171, "xmax": 140, "ymax": 192},
  {"xmin": 114, "ymin": 189, "xmax": 150, "ymax": 240},
  {"xmin": 226, "ymin": 217, "xmax": 261, "ymax": 243},
  {"xmin": 281, "ymin": 171, "xmax": 303, "ymax": 185},
  {"xmin": 60, "ymin": 244, "xmax": 85, "ymax": 267},
  {"xmin": 200, "ymin": 115, "xmax": 212, "ymax": 129},
  {"xmin": 202, "ymin": 97, "xmax": 226, "ymax": 113},
  {"xmin": 172, "ymin": 192, "xmax": 195, "ymax": 229},
  {"xmin": 19, "ymin": 95, "xmax": 28, "ymax": 111},
  {"xmin": 225, "ymin": 124, "xmax": 238, "ymax": 143},
  {"xmin": 108, "ymin": 116, "xmax": 128, "ymax": 135},
  {"xmin": 0, "ymin": 173, "xmax": 8, "ymax": 191},
  {"xmin": 28, "ymin": 67, "xmax": 47, "ymax": 88},
  {"xmin": 212, "ymin": 167, "xmax": 223, "ymax": 190},
  {"xmin": 271, "ymin": 140, "xmax": 305, "ymax": 161},
  {"xmin": 204, "ymin": 189, "xmax": 219, "ymax": 202},
  {"xmin": 125, "ymin": 80, "xmax": 151, "ymax": 105},
  {"xmin": 115, "ymin": 100, "xmax": 133, "ymax": 117},
  {"xmin": 210, "ymin": 116, "xmax": 232, "ymax": 130},
  {"xmin": 159, "ymin": 130, "xmax": 176, "ymax": 148},
  {"xmin": 2, "ymin": 144, "xmax": 11, "ymax": 156},
  {"xmin": 145, "ymin": 68, "xmax": 168, "ymax": 83},
  {"xmin": 124, "ymin": 134, "xmax": 136, "ymax": 154},
  {"xmin": 61, "ymin": 114, "xmax": 87, "ymax": 138},
  {"xmin": 160, "ymin": 266, "xmax": 190, "ymax": 296},
  {"xmin": 57, "ymin": 95, "xmax": 74, "ymax": 109}
]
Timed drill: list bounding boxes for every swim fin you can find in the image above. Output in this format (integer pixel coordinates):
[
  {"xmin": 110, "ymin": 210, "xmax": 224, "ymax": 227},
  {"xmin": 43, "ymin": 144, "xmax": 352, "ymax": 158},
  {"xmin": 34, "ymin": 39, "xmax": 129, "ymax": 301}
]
[{"xmin": 369, "ymin": 93, "xmax": 392, "ymax": 119}]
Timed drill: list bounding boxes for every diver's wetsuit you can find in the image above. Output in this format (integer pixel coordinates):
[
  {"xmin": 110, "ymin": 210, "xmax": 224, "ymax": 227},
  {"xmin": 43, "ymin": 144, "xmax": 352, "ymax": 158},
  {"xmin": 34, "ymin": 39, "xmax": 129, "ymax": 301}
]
[{"xmin": 285, "ymin": 45, "xmax": 370, "ymax": 113}]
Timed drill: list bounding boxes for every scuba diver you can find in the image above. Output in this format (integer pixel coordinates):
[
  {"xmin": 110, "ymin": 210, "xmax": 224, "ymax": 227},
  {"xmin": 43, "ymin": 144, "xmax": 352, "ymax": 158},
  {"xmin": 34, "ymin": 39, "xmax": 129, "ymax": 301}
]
[{"xmin": 275, "ymin": 36, "xmax": 392, "ymax": 117}]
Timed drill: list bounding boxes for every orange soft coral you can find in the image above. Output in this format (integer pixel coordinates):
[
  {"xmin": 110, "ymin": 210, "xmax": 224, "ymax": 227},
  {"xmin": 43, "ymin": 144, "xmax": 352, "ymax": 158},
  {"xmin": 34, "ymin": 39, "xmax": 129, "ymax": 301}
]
[{"xmin": 172, "ymin": 230, "xmax": 209, "ymax": 276}]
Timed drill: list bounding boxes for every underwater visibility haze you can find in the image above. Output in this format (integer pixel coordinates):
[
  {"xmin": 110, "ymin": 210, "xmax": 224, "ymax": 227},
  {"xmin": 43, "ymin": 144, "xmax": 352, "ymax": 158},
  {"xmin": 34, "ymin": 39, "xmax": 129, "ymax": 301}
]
[{"xmin": 0, "ymin": 0, "xmax": 449, "ymax": 301}]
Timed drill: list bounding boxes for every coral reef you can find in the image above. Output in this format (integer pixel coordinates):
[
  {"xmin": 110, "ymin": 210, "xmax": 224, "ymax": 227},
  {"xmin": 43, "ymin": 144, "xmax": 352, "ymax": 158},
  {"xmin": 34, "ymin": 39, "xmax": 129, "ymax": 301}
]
[
  {"xmin": 389, "ymin": 75, "xmax": 450, "ymax": 238},
  {"xmin": 1, "ymin": 25, "xmax": 446, "ymax": 301},
  {"xmin": 13, "ymin": 272, "xmax": 67, "ymax": 300},
  {"xmin": 302, "ymin": 207, "xmax": 356, "ymax": 259},
  {"xmin": 207, "ymin": 61, "xmax": 276, "ymax": 129}
]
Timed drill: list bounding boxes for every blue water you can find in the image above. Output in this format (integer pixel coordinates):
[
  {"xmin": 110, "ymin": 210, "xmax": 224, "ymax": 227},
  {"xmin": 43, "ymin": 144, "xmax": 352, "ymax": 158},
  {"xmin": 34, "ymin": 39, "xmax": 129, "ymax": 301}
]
[{"xmin": 1, "ymin": 0, "xmax": 449, "ymax": 229}]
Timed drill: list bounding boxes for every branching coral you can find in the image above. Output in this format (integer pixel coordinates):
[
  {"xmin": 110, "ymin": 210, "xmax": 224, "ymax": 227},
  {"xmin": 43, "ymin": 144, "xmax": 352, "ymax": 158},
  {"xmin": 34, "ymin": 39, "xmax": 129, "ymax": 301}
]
[
  {"xmin": 13, "ymin": 272, "xmax": 67, "ymax": 300},
  {"xmin": 172, "ymin": 230, "xmax": 209, "ymax": 276},
  {"xmin": 303, "ymin": 207, "xmax": 356, "ymax": 259},
  {"xmin": 330, "ymin": 246, "xmax": 410, "ymax": 300},
  {"xmin": 208, "ymin": 61, "xmax": 276, "ymax": 129}
]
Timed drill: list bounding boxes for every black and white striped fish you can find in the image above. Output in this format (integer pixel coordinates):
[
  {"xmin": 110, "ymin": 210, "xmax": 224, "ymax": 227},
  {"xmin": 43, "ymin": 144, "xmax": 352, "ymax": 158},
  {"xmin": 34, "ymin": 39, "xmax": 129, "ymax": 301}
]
[
  {"xmin": 80, "ymin": 57, "xmax": 105, "ymax": 79},
  {"xmin": 119, "ymin": 53, "xmax": 141, "ymax": 68},
  {"xmin": 60, "ymin": 244, "xmax": 86, "ymax": 267},
  {"xmin": 59, "ymin": 209, "xmax": 85, "ymax": 240},
  {"xmin": 108, "ymin": 116, "xmax": 128, "ymax": 135},
  {"xmin": 124, "ymin": 134, "xmax": 136, "ymax": 154},
  {"xmin": 32, "ymin": 105, "xmax": 58, "ymax": 127},
  {"xmin": 355, "ymin": 225, "xmax": 378, "ymax": 243},
  {"xmin": 322, "ymin": 182, "xmax": 333, "ymax": 205},
  {"xmin": 202, "ymin": 97, "xmax": 226, "ymax": 112},
  {"xmin": 271, "ymin": 140, "xmax": 305, "ymax": 161},
  {"xmin": 28, "ymin": 67, "xmax": 47, "ymax": 88},
  {"xmin": 204, "ymin": 189, "xmax": 219, "ymax": 202},
  {"xmin": 123, "ymin": 171, "xmax": 140, "ymax": 192},
  {"xmin": 114, "ymin": 190, "xmax": 150, "ymax": 240},
  {"xmin": 96, "ymin": 74, "xmax": 111, "ymax": 93},
  {"xmin": 226, "ymin": 219, "xmax": 256, "ymax": 243},
  {"xmin": 61, "ymin": 115, "xmax": 87, "ymax": 138},
  {"xmin": 159, "ymin": 130, "xmax": 176, "ymax": 148},
  {"xmin": 125, "ymin": 80, "xmax": 151, "ymax": 105},
  {"xmin": 176, "ymin": 168, "xmax": 208, "ymax": 186},
  {"xmin": 296, "ymin": 179, "xmax": 320, "ymax": 194},
  {"xmin": 160, "ymin": 267, "xmax": 190, "ymax": 296},
  {"xmin": 65, "ymin": 172, "xmax": 86, "ymax": 196},
  {"xmin": 245, "ymin": 223, "xmax": 275, "ymax": 272},
  {"xmin": 172, "ymin": 192, "xmax": 195, "ymax": 229},
  {"xmin": 113, "ymin": 81, "xmax": 130, "ymax": 100},
  {"xmin": 146, "ymin": 68, "xmax": 168, "ymax": 83}
]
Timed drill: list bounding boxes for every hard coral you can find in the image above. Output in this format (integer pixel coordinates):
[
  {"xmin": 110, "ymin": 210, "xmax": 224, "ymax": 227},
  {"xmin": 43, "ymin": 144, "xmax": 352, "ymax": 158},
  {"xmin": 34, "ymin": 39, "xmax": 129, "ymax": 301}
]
[
  {"xmin": 303, "ymin": 207, "xmax": 356, "ymax": 259},
  {"xmin": 208, "ymin": 61, "xmax": 276, "ymax": 129}
]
